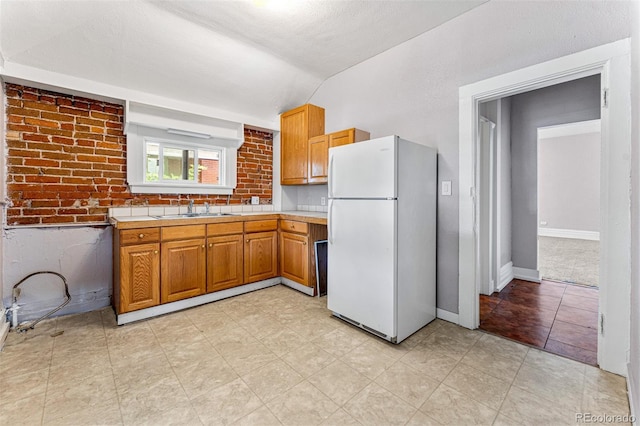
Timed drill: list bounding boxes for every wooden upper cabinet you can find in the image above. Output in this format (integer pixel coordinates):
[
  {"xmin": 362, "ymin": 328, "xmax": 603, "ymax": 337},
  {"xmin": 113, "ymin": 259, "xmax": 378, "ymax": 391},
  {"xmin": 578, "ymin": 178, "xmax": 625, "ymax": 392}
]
[
  {"xmin": 329, "ymin": 128, "xmax": 370, "ymax": 148},
  {"xmin": 307, "ymin": 128, "xmax": 371, "ymax": 184},
  {"xmin": 280, "ymin": 104, "xmax": 325, "ymax": 185},
  {"xmin": 308, "ymin": 135, "xmax": 329, "ymax": 184}
]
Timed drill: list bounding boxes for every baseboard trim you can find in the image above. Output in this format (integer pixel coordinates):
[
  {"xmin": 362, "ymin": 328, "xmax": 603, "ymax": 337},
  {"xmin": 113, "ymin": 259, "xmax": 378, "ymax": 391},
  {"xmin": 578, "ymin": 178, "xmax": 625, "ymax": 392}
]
[
  {"xmin": 513, "ymin": 267, "xmax": 541, "ymax": 283},
  {"xmin": 628, "ymin": 362, "xmax": 638, "ymax": 425},
  {"xmin": 0, "ymin": 309, "xmax": 9, "ymax": 351},
  {"xmin": 117, "ymin": 278, "xmax": 281, "ymax": 325},
  {"xmin": 437, "ymin": 308, "xmax": 459, "ymax": 324},
  {"xmin": 538, "ymin": 228, "xmax": 600, "ymax": 241},
  {"xmin": 499, "ymin": 262, "xmax": 514, "ymax": 291},
  {"xmin": 281, "ymin": 278, "xmax": 315, "ymax": 296}
]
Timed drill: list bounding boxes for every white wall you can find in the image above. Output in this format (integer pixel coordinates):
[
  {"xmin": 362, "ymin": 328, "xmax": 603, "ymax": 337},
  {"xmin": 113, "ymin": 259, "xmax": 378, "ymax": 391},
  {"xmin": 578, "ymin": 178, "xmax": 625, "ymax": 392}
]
[
  {"xmin": 309, "ymin": 1, "xmax": 630, "ymax": 313},
  {"xmin": 538, "ymin": 132, "xmax": 601, "ymax": 233},
  {"xmin": 2, "ymin": 227, "xmax": 112, "ymax": 322},
  {"xmin": 628, "ymin": 0, "xmax": 640, "ymax": 418}
]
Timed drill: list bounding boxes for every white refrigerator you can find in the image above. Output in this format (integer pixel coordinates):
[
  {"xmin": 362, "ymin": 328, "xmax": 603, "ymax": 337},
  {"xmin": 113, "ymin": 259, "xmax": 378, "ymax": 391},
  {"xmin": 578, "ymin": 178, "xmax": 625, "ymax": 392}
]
[{"xmin": 327, "ymin": 135, "xmax": 437, "ymax": 343}]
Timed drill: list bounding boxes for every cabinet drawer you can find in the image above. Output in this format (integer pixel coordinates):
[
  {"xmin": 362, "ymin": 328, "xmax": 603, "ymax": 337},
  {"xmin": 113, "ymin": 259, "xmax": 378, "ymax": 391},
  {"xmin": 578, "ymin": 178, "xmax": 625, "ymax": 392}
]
[
  {"xmin": 120, "ymin": 228, "xmax": 160, "ymax": 245},
  {"xmin": 244, "ymin": 220, "xmax": 278, "ymax": 233},
  {"xmin": 280, "ymin": 220, "xmax": 308, "ymax": 234},
  {"xmin": 207, "ymin": 222, "xmax": 243, "ymax": 236},
  {"xmin": 161, "ymin": 225, "xmax": 206, "ymax": 241}
]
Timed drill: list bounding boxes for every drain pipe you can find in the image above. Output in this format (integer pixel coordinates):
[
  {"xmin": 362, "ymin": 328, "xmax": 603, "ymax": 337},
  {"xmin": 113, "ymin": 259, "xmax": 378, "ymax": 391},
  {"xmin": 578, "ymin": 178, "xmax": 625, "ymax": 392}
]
[{"xmin": 9, "ymin": 271, "xmax": 71, "ymax": 333}]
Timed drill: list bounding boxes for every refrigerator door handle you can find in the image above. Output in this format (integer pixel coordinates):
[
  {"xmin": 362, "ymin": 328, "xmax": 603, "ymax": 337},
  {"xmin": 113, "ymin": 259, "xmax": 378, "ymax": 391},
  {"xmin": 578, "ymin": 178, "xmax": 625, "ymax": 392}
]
[
  {"xmin": 328, "ymin": 155, "xmax": 335, "ymax": 198},
  {"xmin": 328, "ymin": 199, "xmax": 334, "ymax": 244}
]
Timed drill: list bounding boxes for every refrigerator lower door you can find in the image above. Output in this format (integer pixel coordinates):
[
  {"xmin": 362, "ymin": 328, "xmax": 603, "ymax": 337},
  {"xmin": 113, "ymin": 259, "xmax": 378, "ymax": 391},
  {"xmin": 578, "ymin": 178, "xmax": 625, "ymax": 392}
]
[{"xmin": 327, "ymin": 198, "xmax": 396, "ymax": 339}]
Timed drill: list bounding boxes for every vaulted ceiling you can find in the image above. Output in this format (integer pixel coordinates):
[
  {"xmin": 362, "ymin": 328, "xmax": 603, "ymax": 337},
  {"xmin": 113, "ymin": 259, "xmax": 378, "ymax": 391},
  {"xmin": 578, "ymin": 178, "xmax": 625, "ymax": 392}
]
[{"xmin": 0, "ymin": 0, "xmax": 486, "ymax": 125}]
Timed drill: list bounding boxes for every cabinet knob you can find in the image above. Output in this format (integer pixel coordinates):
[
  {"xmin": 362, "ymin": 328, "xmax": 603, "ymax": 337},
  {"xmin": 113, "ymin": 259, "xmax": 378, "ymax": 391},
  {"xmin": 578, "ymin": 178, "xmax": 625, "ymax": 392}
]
[
  {"xmin": 138, "ymin": 233, "xmax": 144, "ymax": 239},
  {"xmin": 201, "ymin": 245, "xmax": 205, "ymax": 248},
  {"xmin": 209, "ymin": 243, "xmax": 213, "ymax": 248},
  {"xmin": 303, "ymin": 241, "xmax": 307, "ymax": 245},
  {"xmin": 154, "ymin": 250, "xmax": 158, "ymax": 254},
  {"xmin": 246, "ymin": 239, "xmax": 249, "ymax": 243}
]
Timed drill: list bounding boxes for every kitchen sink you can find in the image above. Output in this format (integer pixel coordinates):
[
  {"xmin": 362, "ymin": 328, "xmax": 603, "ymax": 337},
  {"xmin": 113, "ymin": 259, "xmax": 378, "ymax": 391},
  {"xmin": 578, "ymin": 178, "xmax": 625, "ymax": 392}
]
[{"xmin": 153, "ymin": 212, "xmax": 238, "ymax": 219}]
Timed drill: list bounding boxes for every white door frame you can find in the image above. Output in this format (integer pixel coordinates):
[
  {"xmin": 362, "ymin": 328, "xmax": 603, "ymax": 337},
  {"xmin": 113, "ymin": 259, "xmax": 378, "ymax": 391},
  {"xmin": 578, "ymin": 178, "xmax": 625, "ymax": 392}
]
[
  {"xmin": 478, "ymin": 115, "xmax": 497, "ymax": 295},
  {"xmin": 458, "ymin": 39, "xmax": 631, "ymax": 375}
]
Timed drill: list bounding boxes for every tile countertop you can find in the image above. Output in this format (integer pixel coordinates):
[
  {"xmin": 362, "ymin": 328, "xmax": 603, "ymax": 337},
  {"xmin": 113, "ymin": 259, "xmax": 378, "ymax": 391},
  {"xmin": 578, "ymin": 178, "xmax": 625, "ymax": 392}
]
[{"xmin": 110, "ymin": 210, "xmax": 327, "ymax": 229}]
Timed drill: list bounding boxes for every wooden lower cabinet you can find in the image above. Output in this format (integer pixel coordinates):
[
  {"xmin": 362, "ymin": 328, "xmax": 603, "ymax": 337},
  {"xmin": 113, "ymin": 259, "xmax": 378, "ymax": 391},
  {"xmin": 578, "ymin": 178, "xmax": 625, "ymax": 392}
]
[
  {"xmin": 207, "ymin": 234, "xmax": 244, "ymax": 292},
  {"xmin": 244, "ymin": 231, "xmax": 278, "ymax": 283},
  {"xmin": 119, "ymin": 242, "xmax": 160, "ymax": 313},
  {"xmin": 161, "ymin": 238, "xmax": 206, "ymax": 303},
  {"xmin": 280, "ymin": 232, "xmax": 309, "ymax": 284}
]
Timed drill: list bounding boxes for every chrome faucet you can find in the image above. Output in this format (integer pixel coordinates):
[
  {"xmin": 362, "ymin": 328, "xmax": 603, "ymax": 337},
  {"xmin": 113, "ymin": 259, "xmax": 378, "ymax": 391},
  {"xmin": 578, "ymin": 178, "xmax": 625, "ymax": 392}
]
[
  {"xmin": 204, "ymin": 202, "xmax": 210, "ymax": 213},
  {"xmin": 187, "ymin": 200, "xmax": 194, "ymax": 214}
]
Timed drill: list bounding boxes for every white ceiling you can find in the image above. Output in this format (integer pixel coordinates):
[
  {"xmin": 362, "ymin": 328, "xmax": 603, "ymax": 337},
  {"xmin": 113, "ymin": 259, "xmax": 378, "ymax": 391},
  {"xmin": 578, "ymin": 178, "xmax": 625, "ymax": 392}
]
[{"xmin": 0, "ymin": 0, "xmax": 486, "ymax": 125}]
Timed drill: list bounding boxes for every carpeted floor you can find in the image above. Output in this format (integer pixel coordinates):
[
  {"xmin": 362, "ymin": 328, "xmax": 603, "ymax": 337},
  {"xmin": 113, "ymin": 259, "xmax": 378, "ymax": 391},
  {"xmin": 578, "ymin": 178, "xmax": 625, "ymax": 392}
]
[{"xmin": 538, "ymin": 236, "xmax": 599, "ymax": 287}]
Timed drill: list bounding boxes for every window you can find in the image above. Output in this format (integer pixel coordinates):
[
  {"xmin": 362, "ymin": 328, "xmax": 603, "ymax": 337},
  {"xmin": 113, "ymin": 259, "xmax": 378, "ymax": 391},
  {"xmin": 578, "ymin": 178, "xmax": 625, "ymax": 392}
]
[{"xmin": 126, "ymin": 124, "xmax": 239, "ymax": 195}]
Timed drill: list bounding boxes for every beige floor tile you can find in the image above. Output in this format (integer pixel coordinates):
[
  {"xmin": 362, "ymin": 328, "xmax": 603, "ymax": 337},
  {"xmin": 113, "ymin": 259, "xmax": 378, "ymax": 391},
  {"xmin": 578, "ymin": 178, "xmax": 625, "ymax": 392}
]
[
  {"xmin": 307, "ymin": 360, "xmax": 371, "ymax": 405},
  {"xmin": 287, "ymin": 316, "xmax": 338, "ymax": 341},
  {"xmin": 123, "ymin": 402, "xmax": 202, "ymax": 426},
  {"xmin": 241, "ymin": 360, "xmax": 304, "ymax": 402},
  {"xmin": 460, "ymin": 345, "xmax": 524, "ymax": 382},
  {"xmin": 405, "ymin": 410, "xmax": 442, "ymax": 426},
  {"xmin": 312, "ymin": 328, "xmax": 367, "ymax": 357},
  {"xmin": 420, "ymin": 384, "xmax": 497, "ymax": 425},
  {"xmin": 499, "ymin": 385, "xmax": 576, "ymax": 425},
  {"xmin": 162, "ymin": 339, "xmax": 221, "ymax": 369},
  {"xmin": 43, "ymin": 372, "xmax": 118, "ymax": 422},
  {"xmin": 584, "ymin": 367, "xmax": 629, "ymax": 401},
  {"xmin": 232, "ymin": 405, "xmax": 282, "ymax": 426},
  {"xmin": 443, "ymin": 363, "xmax": 511, "ymax": 410},
  {"xmin": 365, "ymin": 337, "xmax": 411, "ymax": 360},
  {"xmin": 0, "ymin": 393, "xmax": 46, "ymax": 425},
  {"xmin": 340, "ymin": 341, "xmax": 397, "ymax": 379},
  {"xmin": 523, "ymin": 347, "xmax": 586, "ymax": 376},
  {"xmin": 174, "ymin": 356, "xmax": 239, "ymax": 399},
  {"xmin": 208, "ymin": 326, "xmax": 259, "ymax": 355},
  {"xmin": 399, "ymin": 320, "xmax": 443, "ymax": 350},
  {"xmin": 117, "ymin": 374, "xmax": 191, "ymax": 424},
  {"xmin": 50, "ymin": 340, "xmax": 110, "ymax": 367},
  {"xmin": 112, "ymin": 354, "xmax": 174, "ymax": 393},
  {"xmin": 0, "ymin": 343, "xmax": 53, "ymax": 376},
  {"xmin": 189, "ymin": 311, "xmax": 239, "ymax": 334},
  {"xmin": 0, "ymin": 368, "xmax": 49, "ymax": 405},
  {"xmin": 437, "ymin": 321, "xmax": 483, "ymax": 346},
  {"xmin": 344, "ymin": 382, "xmax": 417, "ymax": 425},
  {"xmin": 191, "ymin": 378, "xmax": 263, "ymax": 425},
  {"xmin": 513, "ymin": 362, "xmax": 584, "ymax": 411},
  {"xmin": 319, "ymin": 408, "xmax": 360, "ymax": 426},
  {"xmin": 222, "ymin": 340, "xmax": 279, "ymax": 376},
  {"xmin": 399, "ymin": 346, "xmax": 458, "ymax": 381},
  {"xmin": 419, "ymin": 331, "xmax": 475, "ymax": 361},
  {"xmin": 474, "ymin": 332, "xmax": 529, "ymax": 362},
  {"xmin": 280, "ymin": 343, "xmax": 336, "ymax": 378},
  {"xmin": 44, "ymin": 396, "xmax": 123, "ymax": 426},
  {"xmin": 374, "ymin": 362, "xmax": 439, "ymax": 408},
  {"xmin": 238, "ymin": 313, "xmax": 286, "ymax": 339},
  {"xmin": 266, "ymin": 381, "xmax": 338, "ymax": 426},
  {"xmin": 259, "ymin": 327, "xmax": 308, "ymax": 357}
]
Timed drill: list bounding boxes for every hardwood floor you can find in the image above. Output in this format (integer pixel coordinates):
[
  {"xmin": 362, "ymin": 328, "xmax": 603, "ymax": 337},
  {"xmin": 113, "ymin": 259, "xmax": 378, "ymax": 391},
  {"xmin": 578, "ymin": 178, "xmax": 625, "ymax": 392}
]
[{"xmin": 479, "ymin": 279, "xmax": 598, "ymax": 366}]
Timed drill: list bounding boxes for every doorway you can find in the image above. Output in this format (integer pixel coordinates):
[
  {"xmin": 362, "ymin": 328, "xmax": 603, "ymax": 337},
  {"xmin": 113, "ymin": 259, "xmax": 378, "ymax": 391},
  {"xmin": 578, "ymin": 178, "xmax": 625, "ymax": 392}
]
[{"xmin": 458, "ymin": 39, "xmax": 632, "ymax": 375}]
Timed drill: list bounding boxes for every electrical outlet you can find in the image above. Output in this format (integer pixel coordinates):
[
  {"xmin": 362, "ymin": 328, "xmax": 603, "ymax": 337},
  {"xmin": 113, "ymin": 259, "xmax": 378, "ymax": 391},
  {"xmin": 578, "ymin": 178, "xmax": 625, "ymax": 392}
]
[
  {"xmin": 251, "ymin": 196, "xmax": 259, "ymax": 205},
  {"xmin": 320, "ymin": 197, "xmax": 326, "ymax": 206}
]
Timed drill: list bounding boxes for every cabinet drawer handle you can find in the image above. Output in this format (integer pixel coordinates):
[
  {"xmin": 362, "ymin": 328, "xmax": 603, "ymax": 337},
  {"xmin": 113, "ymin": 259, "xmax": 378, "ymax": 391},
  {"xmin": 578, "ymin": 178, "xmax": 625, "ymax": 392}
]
[{"xmin": 138, "ymin": 233, "xmax": 144, "ymax": 239}]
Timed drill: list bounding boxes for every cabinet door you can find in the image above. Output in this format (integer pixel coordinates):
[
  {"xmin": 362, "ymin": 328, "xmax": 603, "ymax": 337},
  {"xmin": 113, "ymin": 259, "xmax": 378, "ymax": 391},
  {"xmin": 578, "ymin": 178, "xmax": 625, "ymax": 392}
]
[
  {"xmin": 281, "ymin": 108, "xmax": 309, "ymax": 185},
  {"xmin": 280, "ymin": 232, "xmax": 310, "ymax": 286},
  {"xmin": 161, "ymin": 238, "xmax": 206, "ymax": 303},
  {"xmin": 120, "ymin": 243, "xmax": 160, "ymax": 313},
  {"xmin": 244, "ymin": 231, "xmax": 278, "ymax": 283},
  {"xmin": 207, "ymin": 234, "xmax": 244, "ymax": 293},
  {"xmin": 308, "ymin": 134, "xmax": 329, "ymax": 184},
  {"xmin": 329, "ymin": 129, "xmax": 354, "ymax": 148}
]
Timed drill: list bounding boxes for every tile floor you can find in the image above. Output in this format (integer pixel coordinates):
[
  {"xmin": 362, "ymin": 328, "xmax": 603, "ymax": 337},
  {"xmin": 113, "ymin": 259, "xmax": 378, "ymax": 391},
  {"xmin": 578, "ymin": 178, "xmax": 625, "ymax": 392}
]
[
  {"xmin": 1, "ymin": 284, "xmax": 629, "ymax": 425},
  {"xmin": 480, "ymin": 279, "xmax": 599, "ymax": 366},
  {"xmin": 538, "ymin": 236, "xmax": 599, "ymax": 287}
]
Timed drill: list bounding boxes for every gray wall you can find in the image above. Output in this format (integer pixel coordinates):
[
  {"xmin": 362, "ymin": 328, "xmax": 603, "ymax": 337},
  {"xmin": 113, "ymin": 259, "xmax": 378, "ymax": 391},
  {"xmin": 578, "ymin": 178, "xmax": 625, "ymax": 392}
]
[
  {"xmin": 309, "ymin": 1, "xmax": 629, "ymax": 313},
  {"xmin": 538, "ymin": 132, "xmax": 600, "ymax": 232},
  {"xmin": 510, "ymin": 75, "xmax": 601, "ymax": 270}
]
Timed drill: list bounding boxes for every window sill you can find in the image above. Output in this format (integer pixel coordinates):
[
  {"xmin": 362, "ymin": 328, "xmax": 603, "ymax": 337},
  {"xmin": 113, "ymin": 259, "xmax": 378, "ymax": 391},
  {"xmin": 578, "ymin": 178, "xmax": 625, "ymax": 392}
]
[{"xmin": 129, "ymin": 183, "xmax": 234, "ymax": 195}]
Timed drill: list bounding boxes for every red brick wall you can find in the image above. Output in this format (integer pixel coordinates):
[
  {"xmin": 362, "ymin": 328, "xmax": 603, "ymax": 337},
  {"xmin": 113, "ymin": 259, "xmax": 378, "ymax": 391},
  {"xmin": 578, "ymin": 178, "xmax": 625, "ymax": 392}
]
[{"xmin": 5, "ymin": 84, "xmax": 273, "ymax": 226}]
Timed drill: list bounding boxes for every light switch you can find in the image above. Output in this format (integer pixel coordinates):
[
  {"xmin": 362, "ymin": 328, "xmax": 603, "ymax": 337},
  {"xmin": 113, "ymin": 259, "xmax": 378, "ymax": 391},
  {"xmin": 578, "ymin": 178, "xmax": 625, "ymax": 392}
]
[
  {"xmin": 251, "ymin": 196, "xmax": 259, "ymax": 205},
  {"xmin": 442, "ymin": 181, "xmax": 452, "ymax": 196}
]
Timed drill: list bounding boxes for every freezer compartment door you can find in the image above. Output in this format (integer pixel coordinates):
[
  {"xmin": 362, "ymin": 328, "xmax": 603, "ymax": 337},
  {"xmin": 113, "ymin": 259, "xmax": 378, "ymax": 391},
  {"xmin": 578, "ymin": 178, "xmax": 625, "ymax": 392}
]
[
  {"xmin": 327, "ymin": 198, "xmax": 396, "ymax": 338},
  {"xmin": 328, "ymin": 136, "xmax": 397, "ymax": 199}
]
